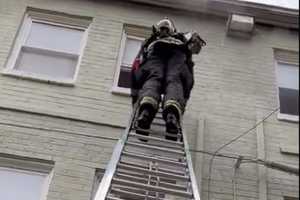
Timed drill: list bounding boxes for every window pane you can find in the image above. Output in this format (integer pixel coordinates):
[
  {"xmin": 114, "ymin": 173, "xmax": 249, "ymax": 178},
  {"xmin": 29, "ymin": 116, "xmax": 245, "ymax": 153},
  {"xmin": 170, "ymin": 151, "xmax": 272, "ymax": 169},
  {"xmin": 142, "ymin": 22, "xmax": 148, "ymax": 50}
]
[
  {"xmin": 117, "ymin": 66, "xmax": 131, "ymax": 88},
  {"xmin": 25, "ymin": 22, "xmax": 84, "ymax": 54},
  {"xmin": 15, "ymin": 47, "xmax": 77, "ymax": 79},
  {"xmin": 279, "ymin": 87, "xmax": 299, "ymax": 116},
  {"xmin": 122, "ymin": 38, "xmax": 142, "ymax": 65},
  {"xmin": 0, "ymin": 168, "xmax": 46, "ymax": 200},
  {"xmin": 277, "ymin": 63, "xmax": 299, "ymax": 90}
]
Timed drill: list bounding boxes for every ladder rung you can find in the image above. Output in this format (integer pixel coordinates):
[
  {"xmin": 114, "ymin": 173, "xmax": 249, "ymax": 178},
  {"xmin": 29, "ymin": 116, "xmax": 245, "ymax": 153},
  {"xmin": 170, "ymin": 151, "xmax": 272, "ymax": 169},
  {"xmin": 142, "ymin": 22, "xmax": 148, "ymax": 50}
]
[
  {"xmin": 129, "ymin": 132, "xmax": 184, "ymax": 147},
  {"xmin": 123, "ymin": 150, "xmax": 182, "ymax": 163},
  {"xmin": 110, "ymin": 188, "xmax": 165, "ymax": 200},
  {"xmin": 122, "ymin": 151, "xmax": 187, "ymax": 167},
  {"xmin": 119, "ymin": 161, "xmax": 186, "ymax": 176},
  {"xmin": 112, "ymin": 178, "xmax": 193, "ymax": 198},
  {"xmin": 117, "ymin": 169, "xmax": 183, "ymax": 185},
  {"xmin": 112, "ymin": 182, "xmax": 149, "ymax": 194},
  {"xmin": 151, "ymin": 121, "xmax": 165, "ymax": 126},
  {"xmin": 106, "ymin": 196, "xmax": 123, "ymax": 200},
  {"xmin": 134, "ymin": 128, "xmax": 182, "ymax": 138},
  {"xmin": 152, "ymin": 112, "xmax": 164, "ymax": 119},
  {"xmin": 126, "ymin": 141, "xmax": 185, "ymax": 156},
  {"xmin": 115, "ymin": 172, "xmax": 188, "ymax": 191},
  {"xmin": 114, "ymin": 170, "xmax": 149, "ymax": 179},
  {"xmin": 117, "ymin": 163, "xmax": 190, "ymax": 181}
]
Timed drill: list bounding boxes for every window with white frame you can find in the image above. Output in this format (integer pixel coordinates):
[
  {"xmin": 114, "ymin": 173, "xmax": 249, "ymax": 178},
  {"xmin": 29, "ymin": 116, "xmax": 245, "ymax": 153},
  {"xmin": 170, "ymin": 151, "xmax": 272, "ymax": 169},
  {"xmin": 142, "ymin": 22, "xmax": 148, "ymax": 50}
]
[
  {"xmin": 0, "ymin": 154, "xmax": 54, "ymax": 200},
  {"xmin": 274, "ymin": 49, "xmax": 299, "ymax": 121},
  {"xmin": 3, "ymin": 8, "xmax": 91, "ymax": 85},
  {"xmin": 112, "ymin": 24, "xmax": 151, "ymax": 95}
]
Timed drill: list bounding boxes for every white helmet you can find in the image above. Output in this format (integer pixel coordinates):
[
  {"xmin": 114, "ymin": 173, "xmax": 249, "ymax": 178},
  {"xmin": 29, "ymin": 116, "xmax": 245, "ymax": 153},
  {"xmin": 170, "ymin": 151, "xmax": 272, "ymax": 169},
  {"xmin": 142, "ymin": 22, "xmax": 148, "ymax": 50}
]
[{"xmin": 155, "ymin": 18, "xmax": 176, "ymax": 35}]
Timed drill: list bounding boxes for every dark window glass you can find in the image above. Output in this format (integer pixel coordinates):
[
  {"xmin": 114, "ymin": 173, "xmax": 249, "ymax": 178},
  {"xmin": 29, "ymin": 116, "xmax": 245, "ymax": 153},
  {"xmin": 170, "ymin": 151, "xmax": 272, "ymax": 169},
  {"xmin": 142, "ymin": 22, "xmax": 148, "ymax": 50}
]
[
  {"xmin": 279, "ymin": 87, "xmax": 299, "ymax": 116},
  {"xmin": 117, "ymin": 66, "xmax": 131, "ymax": 88}
]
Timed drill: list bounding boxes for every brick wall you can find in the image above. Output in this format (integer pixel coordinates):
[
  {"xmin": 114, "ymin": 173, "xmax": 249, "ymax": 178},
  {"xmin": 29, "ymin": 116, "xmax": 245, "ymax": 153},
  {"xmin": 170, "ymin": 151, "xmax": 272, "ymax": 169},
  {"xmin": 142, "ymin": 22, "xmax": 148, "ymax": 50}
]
[{"xmin": 0, "ymin": 0, "xmax": 298, "ymax": 199}]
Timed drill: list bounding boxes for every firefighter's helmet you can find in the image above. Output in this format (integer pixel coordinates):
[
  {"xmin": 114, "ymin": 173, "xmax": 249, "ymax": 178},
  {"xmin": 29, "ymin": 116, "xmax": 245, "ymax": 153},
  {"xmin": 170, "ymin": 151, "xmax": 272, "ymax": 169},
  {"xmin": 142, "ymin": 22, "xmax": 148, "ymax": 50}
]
[{"xmin": 155, "ymin": 18, "xmax": 176, "ymax": 35}]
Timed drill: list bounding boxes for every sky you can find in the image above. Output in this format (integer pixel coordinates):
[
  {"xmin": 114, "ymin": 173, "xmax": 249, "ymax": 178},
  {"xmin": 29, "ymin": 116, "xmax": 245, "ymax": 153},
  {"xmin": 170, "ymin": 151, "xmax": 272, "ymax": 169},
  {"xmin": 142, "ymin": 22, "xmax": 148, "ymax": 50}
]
[{"xmin": 240, "ymin": 0, "xmax": 299, "ymax": 9}]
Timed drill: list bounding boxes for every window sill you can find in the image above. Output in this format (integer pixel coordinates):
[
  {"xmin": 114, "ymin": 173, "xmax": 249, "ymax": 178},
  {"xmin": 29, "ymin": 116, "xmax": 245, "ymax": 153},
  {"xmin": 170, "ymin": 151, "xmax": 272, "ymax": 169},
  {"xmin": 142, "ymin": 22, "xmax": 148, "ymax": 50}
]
[
  {"xmin": 277, "ymin": 113, "xmax": 299, "ymax": 123},
  {"xmin": 280, "ymin": 146, "xmax": 299, "ymax": 156},
  {"xmin": 111, "ymin": 86, "xmax": 130, "ymax": 96},
  {"xmin": 1, "ymin": 69, "xmax": 75, "ymax": 87}
]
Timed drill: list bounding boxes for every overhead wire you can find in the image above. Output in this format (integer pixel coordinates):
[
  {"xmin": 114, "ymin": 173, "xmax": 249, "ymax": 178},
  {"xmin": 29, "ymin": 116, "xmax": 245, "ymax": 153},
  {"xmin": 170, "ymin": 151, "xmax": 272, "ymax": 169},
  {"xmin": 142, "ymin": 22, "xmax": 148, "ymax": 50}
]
[
  {"xmin": 0, "ymin": 116, "xmax": 279, "ymax": 162},
  {"xmin": 207, "ymin": 107, "xmax": 280, "ymax": 200},
  {"xmin": 188, "ymin": 148, "xmax": 258, "ymax": 161}
]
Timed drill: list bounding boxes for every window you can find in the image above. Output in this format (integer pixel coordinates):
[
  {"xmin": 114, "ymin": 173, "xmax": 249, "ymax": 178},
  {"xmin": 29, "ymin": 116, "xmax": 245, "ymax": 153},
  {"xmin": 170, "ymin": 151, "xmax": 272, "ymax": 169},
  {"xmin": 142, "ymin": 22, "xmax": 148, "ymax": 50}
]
[
  {"xmin": 112, "ymin": 24, "xmax": 151, "ymax": 95},
  {"xmin": 0, "ymin": 154, "xmax": 54, "ymax": 200},
  {"xmin": 3, "ymin": 8, "xmax": 91, "ymax": 85},
  {"xmin": 274, "ymin": 49, "xmax": 299, "ymax": 122},
  {"xmin": 0, "ymin": 167, "xmax": 51, "ymax": 200}
]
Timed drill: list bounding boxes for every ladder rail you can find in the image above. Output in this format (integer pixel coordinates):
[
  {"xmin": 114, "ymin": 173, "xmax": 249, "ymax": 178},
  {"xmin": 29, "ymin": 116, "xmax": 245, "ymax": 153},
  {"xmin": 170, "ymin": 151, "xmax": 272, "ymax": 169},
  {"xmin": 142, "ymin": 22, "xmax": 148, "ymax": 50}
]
[
  {"xmin": 93, "ymin": 106, "xmax": 137, "ymax": 200},
  {"xmin": 182, "ymin": 129, "xmax": 201, "ymax": 200}
]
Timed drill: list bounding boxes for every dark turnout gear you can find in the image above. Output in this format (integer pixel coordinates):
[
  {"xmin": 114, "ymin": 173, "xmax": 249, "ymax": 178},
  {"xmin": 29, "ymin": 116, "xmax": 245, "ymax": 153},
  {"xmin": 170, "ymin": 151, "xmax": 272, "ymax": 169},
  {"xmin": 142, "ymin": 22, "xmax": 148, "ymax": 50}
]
[
  {"xmin": 131, "ymin": 36, "xmax": 194, "ymax": 105},
  {"xmin": 131, "ymin": 19, "xmax": 205, "ymax": 139},
  {"xmin": 138, "ymin": 47, "xmax": 191, "ymax": 107}
]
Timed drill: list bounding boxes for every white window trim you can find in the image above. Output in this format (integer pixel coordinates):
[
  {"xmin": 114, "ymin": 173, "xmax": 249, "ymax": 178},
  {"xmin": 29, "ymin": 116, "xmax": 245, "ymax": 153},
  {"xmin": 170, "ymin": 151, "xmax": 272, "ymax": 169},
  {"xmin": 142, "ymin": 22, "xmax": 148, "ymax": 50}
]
[
  {"xmin": 277, "ymin": 113, "xmax": 299, "ymax": 122},
  {"xmin": 280, "ymin": 145, "xmax": 299, "ymax": 155},
  {"xmin": 274, "ymin": 60, "xmax": 299, "ymax": 122},
  {"xmin": 0, "ymin": 155, "xmax": 54, "ymax": 200},
  {"xmin": 111, "ymin": 32, "xmax": 144, "ymax": 95},
  {"xmin": 2, "ymin": 13, "xmax": 89, "ymax": 86}
]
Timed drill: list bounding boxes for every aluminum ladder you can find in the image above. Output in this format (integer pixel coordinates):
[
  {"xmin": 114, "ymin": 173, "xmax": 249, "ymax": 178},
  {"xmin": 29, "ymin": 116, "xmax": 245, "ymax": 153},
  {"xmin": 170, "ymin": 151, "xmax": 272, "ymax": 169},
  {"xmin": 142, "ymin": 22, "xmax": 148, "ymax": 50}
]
[{"xmin": 93, "ymin": 105, "xmax": 201, "ymax": 200}]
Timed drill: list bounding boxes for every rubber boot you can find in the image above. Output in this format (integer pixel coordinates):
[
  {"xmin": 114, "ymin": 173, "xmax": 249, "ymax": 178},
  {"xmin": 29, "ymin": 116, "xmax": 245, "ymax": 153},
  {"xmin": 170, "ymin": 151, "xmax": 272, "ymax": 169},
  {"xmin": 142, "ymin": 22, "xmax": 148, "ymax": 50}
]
[
  {"xmin": 135, "ymin": 107, "xmax": 152, "ymax": 130},
  {"xmin": 165, "ymin": 112, "xmax": 180, "ymax": 141},
  {"xmin": 135, "ymin": 103, "xmax": 156, "ymax": 142}
]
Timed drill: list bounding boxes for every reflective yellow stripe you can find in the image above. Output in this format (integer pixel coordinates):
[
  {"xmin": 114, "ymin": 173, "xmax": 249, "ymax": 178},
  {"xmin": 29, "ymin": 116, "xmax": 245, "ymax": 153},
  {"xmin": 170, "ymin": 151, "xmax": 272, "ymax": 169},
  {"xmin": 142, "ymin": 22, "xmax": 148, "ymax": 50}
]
[
  {"xmin": 164, "ymin": 100, "xmax": 182, "ymax": 115},
  {"xmin": 140, "ymin": 96, "xmax": 158, "ymax": 110}
]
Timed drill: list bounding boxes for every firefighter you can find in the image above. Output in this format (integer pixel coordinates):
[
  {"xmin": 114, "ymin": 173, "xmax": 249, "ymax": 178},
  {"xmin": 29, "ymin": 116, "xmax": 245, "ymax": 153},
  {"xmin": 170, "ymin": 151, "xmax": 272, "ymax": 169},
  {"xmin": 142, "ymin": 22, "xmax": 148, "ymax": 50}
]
[{"xmin": 131, "ymin": 18, "xmax": 206, "ymax": 140}]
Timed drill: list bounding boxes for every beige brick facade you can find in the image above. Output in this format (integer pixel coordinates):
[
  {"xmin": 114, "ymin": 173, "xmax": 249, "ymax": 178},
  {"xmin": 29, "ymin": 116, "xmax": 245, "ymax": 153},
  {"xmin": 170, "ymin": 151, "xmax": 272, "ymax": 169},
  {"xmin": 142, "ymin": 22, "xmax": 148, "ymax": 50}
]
[{"xmin": 0, "ymin": 0, "xmax": 298, "ymax": 199}]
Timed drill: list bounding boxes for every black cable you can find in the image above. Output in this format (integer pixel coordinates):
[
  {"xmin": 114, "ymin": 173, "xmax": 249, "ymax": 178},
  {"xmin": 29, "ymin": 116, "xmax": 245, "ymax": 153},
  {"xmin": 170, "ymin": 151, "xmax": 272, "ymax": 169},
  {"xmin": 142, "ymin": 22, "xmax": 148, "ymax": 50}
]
[
  {"xmin": 189, "ymin": 148, "xmax": 257, "ymax": 161},
  {"xmin": 0, "ymin": 120, "xmax": 268, "ymax": 162},
  {"xmin": 207, "ymin": 107, "xmax": 279, "ymax": 200},
  {"xmin": 0, "ymin": 121, "xmax": 119, "ymax": 142}
]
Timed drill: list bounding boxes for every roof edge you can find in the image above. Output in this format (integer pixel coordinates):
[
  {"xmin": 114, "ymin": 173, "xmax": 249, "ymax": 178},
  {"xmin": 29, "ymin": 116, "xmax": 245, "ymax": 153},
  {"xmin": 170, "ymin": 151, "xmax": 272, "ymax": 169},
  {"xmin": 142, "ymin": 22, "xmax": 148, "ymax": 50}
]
[{"xmin": 123, "ymin": 0, "xmax": 299, "ymax": 29}]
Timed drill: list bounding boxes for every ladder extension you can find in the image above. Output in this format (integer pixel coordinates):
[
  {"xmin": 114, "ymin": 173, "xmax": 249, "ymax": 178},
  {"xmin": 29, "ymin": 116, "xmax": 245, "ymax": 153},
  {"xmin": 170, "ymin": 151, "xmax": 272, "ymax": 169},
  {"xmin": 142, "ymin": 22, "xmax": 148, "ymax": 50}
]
[{"xmin": 93, "ymin": 106, "xmax": 201, "ymax": 200}]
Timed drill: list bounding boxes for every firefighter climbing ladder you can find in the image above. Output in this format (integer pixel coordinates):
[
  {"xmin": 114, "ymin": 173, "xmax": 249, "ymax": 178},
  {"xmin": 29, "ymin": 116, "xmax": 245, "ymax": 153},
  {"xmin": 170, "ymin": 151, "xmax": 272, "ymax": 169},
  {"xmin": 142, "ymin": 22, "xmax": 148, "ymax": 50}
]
[{"xmin": 93, "ymin": 105, "xmax": 201, "ymax": 200}]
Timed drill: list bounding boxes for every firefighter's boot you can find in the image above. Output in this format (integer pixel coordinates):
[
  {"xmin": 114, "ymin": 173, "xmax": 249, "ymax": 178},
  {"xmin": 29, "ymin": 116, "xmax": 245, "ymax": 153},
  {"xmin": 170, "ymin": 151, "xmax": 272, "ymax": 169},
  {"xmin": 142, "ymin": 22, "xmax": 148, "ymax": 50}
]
[
  {"xmin": 165, "ymin": 112, "xmax": 180, "ymax": 141},
  {"xmin": 135, "ymin": 97, "xmax": 158, "ymax": 141},
  {"xmin": 163, "ymin": 103, "xmax": 181, "ymax": 141},
  {"xmin": 136, "ymin": 107, "xmax": 152, "ymax": 130}
]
